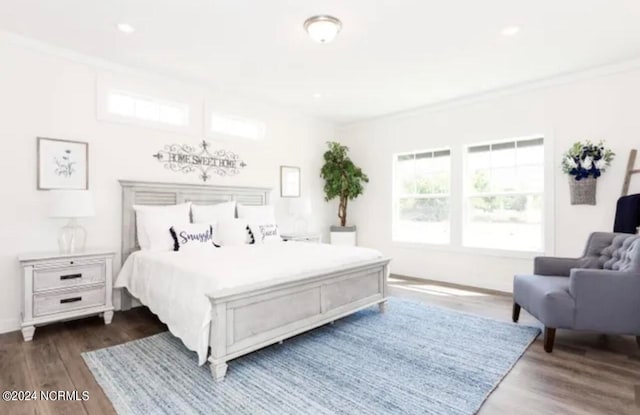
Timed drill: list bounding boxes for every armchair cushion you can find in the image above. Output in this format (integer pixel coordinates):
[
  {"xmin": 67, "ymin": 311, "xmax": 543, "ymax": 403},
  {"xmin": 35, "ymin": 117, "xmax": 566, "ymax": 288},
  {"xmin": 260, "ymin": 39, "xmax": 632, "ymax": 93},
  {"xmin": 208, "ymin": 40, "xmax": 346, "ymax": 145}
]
[
  {"xmin": 583, "ymin": 232, "xmax": 620, "ymax": 265},
  {"xmin": 569, "ymin": 268, "xmax": 640, "ymax": 334},
  {"xmin": 602, "ymin": 236, "xmax": 640, "ymax": 272},
  {"xmin": 513, "ymin": 274, "xmax": 575, "ymax": 329}
]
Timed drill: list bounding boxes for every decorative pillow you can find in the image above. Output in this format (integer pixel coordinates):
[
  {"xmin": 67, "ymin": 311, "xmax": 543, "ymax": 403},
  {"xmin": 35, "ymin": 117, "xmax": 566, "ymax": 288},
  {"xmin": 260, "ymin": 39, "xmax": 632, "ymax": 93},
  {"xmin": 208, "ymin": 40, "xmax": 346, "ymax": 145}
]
[
  {"xmin": 134, "ymin": 203, "xmax": 191, "ymax": 251},
  {"xmin": 238, "ymin": 205, "xmax": 281, "ymax": 244},
  {"xmin": 169, "ymin": 224, "xmax": 220, "ymax": 252},
  {"xmin": 216, "ymin": 219, "xmax": 252, "ymax": 246},
  {"xmin": 192, "ymin": 201, "xmax": 236, "ymax": 224},
  {"xmin": 247, "ymin": 223, "xmax": 282, "ymax": 244}
]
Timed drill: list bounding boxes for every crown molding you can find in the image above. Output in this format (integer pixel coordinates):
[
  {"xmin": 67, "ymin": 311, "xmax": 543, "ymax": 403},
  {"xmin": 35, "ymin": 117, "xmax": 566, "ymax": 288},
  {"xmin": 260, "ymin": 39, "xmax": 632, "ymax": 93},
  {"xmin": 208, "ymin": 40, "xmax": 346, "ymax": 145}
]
[
  {"xmin": 0, "ymin": 29, "xmax": 210, "ymax": 88},
  {"xmin": 3, "ymin": 29, "xmax": 639, "ymax": 129},
  {"xmin": 0, "ymin": 30, "xmax": 336, "ymax": 126},
  {"xmin": 340, "ymin": 57, "xmax": 640, "ymax": 129}
]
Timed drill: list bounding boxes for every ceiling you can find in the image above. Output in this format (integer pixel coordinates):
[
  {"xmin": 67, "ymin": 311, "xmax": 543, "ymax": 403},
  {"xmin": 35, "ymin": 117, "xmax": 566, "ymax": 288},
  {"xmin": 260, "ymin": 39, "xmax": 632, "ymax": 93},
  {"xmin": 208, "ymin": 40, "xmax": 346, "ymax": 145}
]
[{"xmin": 1, "ymin": 0, "xmax": 640, "ymax": 124}]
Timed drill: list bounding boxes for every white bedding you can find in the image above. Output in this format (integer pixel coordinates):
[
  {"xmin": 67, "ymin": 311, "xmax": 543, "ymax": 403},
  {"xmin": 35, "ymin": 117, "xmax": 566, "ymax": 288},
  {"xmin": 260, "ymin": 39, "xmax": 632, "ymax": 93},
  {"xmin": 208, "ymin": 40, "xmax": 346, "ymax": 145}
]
[{"xmin": 115, "ymin": 242, "xmax": 383, "ymax": 364}]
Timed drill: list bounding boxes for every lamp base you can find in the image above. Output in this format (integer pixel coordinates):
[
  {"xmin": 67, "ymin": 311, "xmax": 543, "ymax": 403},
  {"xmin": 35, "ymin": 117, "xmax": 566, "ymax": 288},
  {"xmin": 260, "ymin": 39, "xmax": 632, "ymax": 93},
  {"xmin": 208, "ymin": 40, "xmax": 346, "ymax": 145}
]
[
  {"xmin": 292, "ymin": 216, "xmax": 309, "ymax": 235},
  {"xmin": 58, "ymin": 218, "xmax": 87, "ymax": 254}
]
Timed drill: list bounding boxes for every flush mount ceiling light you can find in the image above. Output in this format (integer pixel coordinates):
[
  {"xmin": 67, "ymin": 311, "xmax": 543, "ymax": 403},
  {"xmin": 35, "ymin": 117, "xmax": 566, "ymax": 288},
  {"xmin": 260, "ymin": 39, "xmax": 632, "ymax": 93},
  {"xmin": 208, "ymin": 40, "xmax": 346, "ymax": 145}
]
[
  {"xmin": 501, "ymin": 26, "xmax": 520, "ymax": 36},
  {"xmin": 116, "ymin": 23, "xmax": 136, "ymax": 34},
  {"xmin": 304, "ymin": 15, "xmax": 342, "ymax": 44}
]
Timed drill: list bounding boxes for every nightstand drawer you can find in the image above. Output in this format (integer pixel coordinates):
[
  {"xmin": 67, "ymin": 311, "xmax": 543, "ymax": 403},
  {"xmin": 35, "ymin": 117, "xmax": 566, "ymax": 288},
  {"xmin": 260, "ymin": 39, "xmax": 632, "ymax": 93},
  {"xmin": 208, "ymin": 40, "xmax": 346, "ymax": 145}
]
[
  {"xmin": 33, "ymin": 285, "xmax": 106, "ymax": 317},
  {"xmin": 33, "ymin": 263, "xmax": 105, "ymax": 292}
]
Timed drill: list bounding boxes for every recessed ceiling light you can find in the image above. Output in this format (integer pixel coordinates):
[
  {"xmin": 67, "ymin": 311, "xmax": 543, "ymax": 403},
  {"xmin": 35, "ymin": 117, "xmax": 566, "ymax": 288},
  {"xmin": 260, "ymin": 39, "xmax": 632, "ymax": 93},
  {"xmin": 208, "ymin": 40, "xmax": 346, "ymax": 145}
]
[
  {"xmin": 501, "ymin": 26, "xmax": 520, "ymax": 36},
  {"xmin": 304, "ymin": 15, "xmax": 342, "ymax": 44},
  {"xmin": 116, "ymin": 23, "xmax": 136, "ymax": 34},
  {"xmin": 313, "ymin": 93, "xmax": 323, "ymax": 99}
]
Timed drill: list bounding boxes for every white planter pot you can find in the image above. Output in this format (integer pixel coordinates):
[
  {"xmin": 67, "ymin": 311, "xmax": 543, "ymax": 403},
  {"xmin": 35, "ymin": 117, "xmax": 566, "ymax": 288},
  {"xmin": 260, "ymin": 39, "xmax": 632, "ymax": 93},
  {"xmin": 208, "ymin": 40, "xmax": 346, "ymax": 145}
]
[{"xmin": 330, "ymin": 226, "xmax": 357, "ymax": 246}]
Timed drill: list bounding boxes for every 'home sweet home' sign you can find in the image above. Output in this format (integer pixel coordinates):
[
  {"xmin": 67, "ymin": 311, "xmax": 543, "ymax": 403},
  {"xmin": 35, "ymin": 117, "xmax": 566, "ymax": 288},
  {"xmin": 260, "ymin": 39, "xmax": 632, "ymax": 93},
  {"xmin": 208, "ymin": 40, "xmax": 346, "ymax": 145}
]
[{"xmin": 152, "ymin": 140, "xmax": 247, "ymax": 182}]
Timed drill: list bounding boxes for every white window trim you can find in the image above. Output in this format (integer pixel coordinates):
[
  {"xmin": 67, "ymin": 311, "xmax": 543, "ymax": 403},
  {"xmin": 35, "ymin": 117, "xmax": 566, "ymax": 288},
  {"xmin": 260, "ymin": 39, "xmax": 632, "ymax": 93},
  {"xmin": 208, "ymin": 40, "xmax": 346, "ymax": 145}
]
[
  {"xmin": 462, "ymin": 136, "xmax": 546, "ymax": 253},
  {"xmin": 391, "ymin": 134, "xmax": 555, "ymax": 259},
  {"xmin": 96, "ymin": 74, "xmax": 201, "ymax": 136},
  {"xmin": 109, "ymin": 89, "xmax": 190, "ymax": 125},
  {"xmin": 204, "ymin": 102, "xmax": 267, "ymax": 142},
  {"xmin": 392, "ymin": 241, "xmax": 545, "ymax": 259},
  {"xmin": 391, "ymin": 147, "xmax": 452, "ymax": 245},
  {"xmin": 207, "ymin": 111, "xmax": 266, "ymax": 141}
]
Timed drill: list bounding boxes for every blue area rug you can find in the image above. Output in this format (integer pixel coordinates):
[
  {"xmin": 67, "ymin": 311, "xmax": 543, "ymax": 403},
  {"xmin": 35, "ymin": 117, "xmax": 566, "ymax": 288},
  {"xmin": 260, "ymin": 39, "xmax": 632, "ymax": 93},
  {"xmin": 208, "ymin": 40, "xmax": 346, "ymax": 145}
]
[{"xmin": 82, "ymin": 298, "xmax": 539, "ymax": 415}]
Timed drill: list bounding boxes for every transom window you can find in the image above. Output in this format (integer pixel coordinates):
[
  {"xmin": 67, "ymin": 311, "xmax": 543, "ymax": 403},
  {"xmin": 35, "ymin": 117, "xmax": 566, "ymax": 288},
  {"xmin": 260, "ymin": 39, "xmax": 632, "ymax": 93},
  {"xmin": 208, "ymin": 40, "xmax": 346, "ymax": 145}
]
[
  {"xmin": 464, "ymin": 138, "xmax": 544, "ymax": 252},
  {"xmin": 209, "ymin": 112, "xmax": 266, "ymax": 141},
  {"xmin": 107, "ymin": 90, "xmax": 190, "ymax": 127},
  {"xmin": 393, "ymin": 149, "xmax": 451, "ymax": 244}
]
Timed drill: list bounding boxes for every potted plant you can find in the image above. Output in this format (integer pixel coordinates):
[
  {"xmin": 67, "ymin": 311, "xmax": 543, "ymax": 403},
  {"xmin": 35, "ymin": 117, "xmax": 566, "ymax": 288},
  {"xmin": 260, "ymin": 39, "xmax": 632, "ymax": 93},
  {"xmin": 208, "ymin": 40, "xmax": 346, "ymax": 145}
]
[
  {"xmin": 562, "ymin": 140, "xmax": 615, "ymax": 205},
  {"xmin": 320, "ymin": 141, "xmax": 369, "ymax": 245}
]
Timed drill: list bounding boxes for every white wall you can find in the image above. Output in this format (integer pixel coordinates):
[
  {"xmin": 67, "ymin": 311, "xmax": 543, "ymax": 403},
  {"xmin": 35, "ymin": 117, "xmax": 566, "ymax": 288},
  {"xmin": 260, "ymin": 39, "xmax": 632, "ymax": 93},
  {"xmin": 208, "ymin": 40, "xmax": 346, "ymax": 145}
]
[
  {"xmin": 0, "ymin": 35, "xmax": 335, "ymax": 333},
  {"xmin": 340, "ymin": 67, "xmax": 640, "ymax": 292}
]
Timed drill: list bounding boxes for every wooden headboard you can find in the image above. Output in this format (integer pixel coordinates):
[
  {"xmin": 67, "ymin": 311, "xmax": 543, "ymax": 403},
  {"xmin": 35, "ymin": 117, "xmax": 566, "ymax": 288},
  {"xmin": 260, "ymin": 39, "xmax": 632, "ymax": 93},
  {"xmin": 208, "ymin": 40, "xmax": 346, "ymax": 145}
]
[{"xmin": 120, "ymin": 180, "xmax": 271, "ymax": 264}]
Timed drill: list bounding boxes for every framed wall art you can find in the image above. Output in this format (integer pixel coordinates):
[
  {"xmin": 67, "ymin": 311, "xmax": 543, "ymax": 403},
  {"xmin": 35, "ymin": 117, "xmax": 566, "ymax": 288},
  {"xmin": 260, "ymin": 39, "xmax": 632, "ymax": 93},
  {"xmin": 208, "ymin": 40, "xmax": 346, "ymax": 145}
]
[
  {"xmin": 280, "ymin": 165, "xmax": 301, "ymax": 198},
  {"xmin": 37, "ymin": 137, "xmax": 89, "ymax": 190}
]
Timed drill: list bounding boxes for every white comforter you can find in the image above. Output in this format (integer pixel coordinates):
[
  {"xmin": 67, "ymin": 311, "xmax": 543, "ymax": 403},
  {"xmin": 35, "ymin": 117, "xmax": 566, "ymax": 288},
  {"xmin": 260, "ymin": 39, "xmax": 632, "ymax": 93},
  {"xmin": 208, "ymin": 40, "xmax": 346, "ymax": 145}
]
[{"xmin": 115, "ymin": 242, "xmax": 383, "ymax": 364}]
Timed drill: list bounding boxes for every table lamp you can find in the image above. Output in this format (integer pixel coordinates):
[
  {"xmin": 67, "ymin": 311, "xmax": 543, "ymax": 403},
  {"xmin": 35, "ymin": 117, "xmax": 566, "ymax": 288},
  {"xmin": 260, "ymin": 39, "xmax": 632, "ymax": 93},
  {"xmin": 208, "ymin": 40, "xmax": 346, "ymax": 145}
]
[
  {"xmin": 289, "ymin": 197, "xmax": 313, "ymax": 234},
  {"xmin": 49, "ymin": 190, "xmax": 95, "ymax": 253}
]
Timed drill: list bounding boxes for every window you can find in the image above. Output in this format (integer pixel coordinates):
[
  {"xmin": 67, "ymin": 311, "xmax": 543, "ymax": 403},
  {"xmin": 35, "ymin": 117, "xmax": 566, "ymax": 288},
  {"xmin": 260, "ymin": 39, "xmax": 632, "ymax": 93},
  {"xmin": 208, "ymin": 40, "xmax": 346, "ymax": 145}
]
[
  {"xmin": 464, "ymin": 138, "xmax": 544, "ymax": 252},
  {"xmin": 209, "ymin": 112, "xmax": 266, "ymax": 141},
  {"xmin": 106, "ymin": 90, "xmax": 189, "ymax": 127},
  {"xmin": 393, "ymin": 149, "xmax": 451, "ymax": 244}
]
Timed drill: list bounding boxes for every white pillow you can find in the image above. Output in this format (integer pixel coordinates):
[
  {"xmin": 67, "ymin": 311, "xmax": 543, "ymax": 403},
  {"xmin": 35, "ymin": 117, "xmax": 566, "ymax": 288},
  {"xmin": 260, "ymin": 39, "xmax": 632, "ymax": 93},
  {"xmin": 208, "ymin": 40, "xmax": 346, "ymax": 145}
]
[
  {"xmin": 134, "ymin": 203, "xmax": 191, "ymax": 251},
  {"xmin": 238, "ymin": 205, "xmax": 280, "ymax": 244},
  {"xmin": 237, "ymin": 204, "xmax": 275, "ymax": 223},
  {"xmin": 192, "ymin": 201, "xmax": 236, "ymax": 224},
  {"xmin": 248, "ymin": 223, "xmax": 282, "ymax": 244},
  {"xmin": 170, "ymin": 223, "xmax": 219, "ymax": 252},
  {"xmin": 216, "ymin": 219, "xmax": 251, "ymax": 246}
]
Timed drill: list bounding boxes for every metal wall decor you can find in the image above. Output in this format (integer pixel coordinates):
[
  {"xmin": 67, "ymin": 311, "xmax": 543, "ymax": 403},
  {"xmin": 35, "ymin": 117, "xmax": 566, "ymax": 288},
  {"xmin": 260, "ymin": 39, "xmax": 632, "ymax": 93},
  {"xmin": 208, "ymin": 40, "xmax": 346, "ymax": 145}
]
[{"xmin": 152, "ymin": 140, "xmax": 247, "ymax": 182}]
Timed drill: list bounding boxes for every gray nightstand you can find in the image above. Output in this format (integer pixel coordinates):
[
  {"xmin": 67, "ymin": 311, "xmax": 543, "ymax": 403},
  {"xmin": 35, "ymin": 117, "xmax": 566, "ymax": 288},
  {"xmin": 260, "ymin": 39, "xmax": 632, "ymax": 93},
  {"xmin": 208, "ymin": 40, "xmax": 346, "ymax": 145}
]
[
  {"xmin": 281, "ymin": 233, "xmax": 323, "ymax": 243},
  {"xmin": 18, "ymin": 249, "xmax": 115, "ymax": 341}
]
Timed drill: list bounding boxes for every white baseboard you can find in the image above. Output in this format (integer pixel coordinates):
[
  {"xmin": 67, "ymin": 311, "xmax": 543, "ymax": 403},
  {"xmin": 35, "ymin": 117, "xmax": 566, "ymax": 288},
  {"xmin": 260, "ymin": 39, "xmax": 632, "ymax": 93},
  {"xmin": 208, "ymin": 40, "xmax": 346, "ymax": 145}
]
[{"xmin": 0, "ymin": 317, "xmax": 20, "ymax": 334}]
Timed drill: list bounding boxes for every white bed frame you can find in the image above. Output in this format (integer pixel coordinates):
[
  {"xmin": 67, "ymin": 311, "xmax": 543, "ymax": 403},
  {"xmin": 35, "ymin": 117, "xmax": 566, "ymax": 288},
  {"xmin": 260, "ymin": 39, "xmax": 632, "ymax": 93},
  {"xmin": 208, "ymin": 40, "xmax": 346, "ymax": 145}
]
[{"xmin": 120, "ymin": 180, "xmax": 390, "ymax": 381}]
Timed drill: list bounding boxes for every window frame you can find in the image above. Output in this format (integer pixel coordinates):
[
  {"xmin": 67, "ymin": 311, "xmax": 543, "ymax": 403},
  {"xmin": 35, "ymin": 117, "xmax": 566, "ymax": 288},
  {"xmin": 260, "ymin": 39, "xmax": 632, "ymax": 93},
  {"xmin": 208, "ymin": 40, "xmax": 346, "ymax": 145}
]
[
  {"xmin": 461, "ymin": 136, "xmax": 546, "ymax": 253},
  {"xmin": 106, "ymin": 89, "xmax": 191, "ymax": 127},
  {"xmin": 392, "ymin": 147, "xmax": 452, "ymax": 245},
  {"xmin": 96, "ymin": 74, "xmax": 201, "ymax": 135},
  {"xmin": 391, "ymin": 135, "xmax": 551, "ymax": 259},
  {"xmin": 206, "ymin": 111, "xmax": 267, "ymax": 142}
]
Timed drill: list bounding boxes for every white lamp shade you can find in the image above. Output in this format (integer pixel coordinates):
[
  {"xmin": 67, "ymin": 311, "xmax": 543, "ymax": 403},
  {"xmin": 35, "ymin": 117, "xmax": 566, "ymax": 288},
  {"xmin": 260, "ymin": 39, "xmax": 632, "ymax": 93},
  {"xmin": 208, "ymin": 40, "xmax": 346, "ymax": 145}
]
[
  {"xmin": 49, "ymin": 190, "xmax": 95, "ymax": 218},
  {"xmin": 289, "ymin": 197, "xmax": 313, "ymax": 216}
]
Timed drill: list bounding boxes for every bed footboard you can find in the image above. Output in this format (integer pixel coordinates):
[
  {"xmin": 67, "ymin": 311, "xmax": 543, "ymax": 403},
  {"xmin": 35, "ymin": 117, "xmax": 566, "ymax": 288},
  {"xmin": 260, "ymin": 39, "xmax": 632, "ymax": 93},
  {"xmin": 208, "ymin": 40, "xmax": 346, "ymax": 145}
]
[{"xmin": 207, "ymin": 258, "xmax": 390, "ymax": 381}]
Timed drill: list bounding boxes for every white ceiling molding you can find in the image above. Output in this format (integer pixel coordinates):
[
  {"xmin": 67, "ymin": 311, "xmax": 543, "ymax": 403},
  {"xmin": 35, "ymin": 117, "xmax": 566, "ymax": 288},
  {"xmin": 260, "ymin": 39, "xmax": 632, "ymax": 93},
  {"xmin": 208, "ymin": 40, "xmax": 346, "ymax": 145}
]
[
  {"xmin": 2, "ymin": 0, "xmax": 640, "ymax": 126},
  {"xmin": 341, "ymin": 57, "xmax": 640, "ymax": 128},
  {"xmin": 2, "ymin": 1, "xmax": 640, "ymax": 124},
  {"xmin": 0, "ymin": 30, "xmax": 209, "ymax": 92},
  {"xmin": 7, "ymin": 24, "xmax": 640, "ymax": 129},
  {"xmin": 0, "ymin": 29, "xmax": 321, "ymax": 122}
]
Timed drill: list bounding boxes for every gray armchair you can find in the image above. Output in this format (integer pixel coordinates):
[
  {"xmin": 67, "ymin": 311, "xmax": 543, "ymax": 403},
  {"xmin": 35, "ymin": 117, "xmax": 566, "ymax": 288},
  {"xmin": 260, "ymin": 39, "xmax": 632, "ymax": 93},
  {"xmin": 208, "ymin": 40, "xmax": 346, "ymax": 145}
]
[{"xmin": 513, "ymin": 232, "xmax": 640, "ymax": 352}]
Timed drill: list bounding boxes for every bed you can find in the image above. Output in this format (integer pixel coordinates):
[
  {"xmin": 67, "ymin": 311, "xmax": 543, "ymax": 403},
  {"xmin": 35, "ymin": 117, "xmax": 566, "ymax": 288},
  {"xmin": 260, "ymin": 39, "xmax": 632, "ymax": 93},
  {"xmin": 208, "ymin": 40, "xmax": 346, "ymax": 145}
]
[{"xmin": 116, "ymin": 180, "xmax": 391, "ymax": 381}]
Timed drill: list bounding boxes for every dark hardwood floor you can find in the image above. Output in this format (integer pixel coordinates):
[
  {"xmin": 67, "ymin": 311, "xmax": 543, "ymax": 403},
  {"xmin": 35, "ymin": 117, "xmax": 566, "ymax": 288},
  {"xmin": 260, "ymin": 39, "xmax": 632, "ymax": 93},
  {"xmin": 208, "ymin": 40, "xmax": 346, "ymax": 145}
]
[{"xmin": 1, "ymin": 277, "xmax": 638, "ymax": 415}]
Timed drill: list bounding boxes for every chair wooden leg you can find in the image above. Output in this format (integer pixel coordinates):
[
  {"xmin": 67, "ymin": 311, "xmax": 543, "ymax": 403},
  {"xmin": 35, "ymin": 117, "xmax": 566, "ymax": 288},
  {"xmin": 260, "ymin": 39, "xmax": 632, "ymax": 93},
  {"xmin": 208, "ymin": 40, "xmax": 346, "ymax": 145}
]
[
  {"xmin": 512, "ymin": 303, "xmax": 521, "ymax": 323},
  {"xmin": 544, "ymin": 327, "xmax": 556, "ymax": 353}
]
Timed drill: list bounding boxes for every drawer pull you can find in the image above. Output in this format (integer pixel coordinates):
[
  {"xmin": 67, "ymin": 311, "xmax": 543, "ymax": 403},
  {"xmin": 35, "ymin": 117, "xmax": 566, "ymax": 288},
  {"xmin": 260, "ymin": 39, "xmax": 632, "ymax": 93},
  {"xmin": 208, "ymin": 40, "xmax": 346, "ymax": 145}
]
[
  {"xmin": 60, "ymin": 273, "xmax": 82, "ymax": 280},
  {"xmin": 60, "ymin": 297, "xmax": 82, "ymax": 304}
]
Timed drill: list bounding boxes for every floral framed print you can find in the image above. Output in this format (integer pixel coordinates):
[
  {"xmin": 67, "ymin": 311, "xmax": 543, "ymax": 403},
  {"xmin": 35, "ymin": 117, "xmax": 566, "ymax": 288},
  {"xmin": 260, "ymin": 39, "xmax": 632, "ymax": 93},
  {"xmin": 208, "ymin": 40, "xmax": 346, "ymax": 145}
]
[
  {"xmin": 37, "ymin": 137, "xmax": 89, "ymax": 190},
  {"xmin": 280, "ymin": 166, "xmax": 301, "ymax": 198}
]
